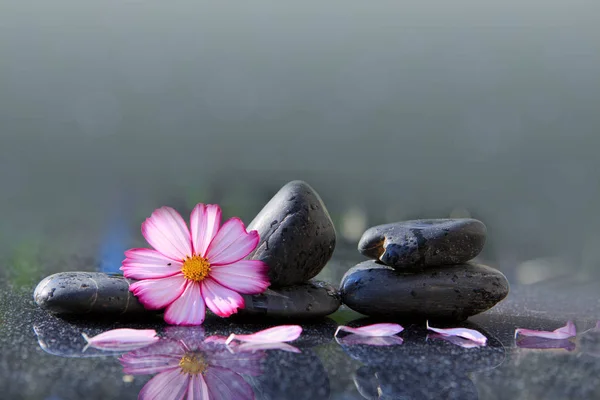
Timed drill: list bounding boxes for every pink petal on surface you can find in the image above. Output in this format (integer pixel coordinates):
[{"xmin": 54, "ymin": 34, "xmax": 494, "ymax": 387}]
[
  {"xmin": 121, "ymin": 248, "xmax": 183, "ymax": 279},
  {"xmin": 190, "ymin": 203, "xmax": 222, "ymax": 258},
  {"xmin": 225, "ymin": 325, "xmax": 303, "ymax": 345},
  {"xmin": 138, "ymin": 367, "xmax": 189, "ymax": 400},
  {"xmin": 205, "ymin": 218, "xmax": 259, "ymax": 266},
  {"xmin": 187, "ymin": 374, "xmax": 210, "ymax": 400},
  {"xmin": 516, "ymin": 336, "xmax": 576, "ymax": 351},
  {"xmin": 210, "ymin": 260, "xmax": 270, "ymax": 294},
  {"xmin": 426, "ymin": 321, "xmax": 487, "ymax": 345},
  {"xmin": 164, "ymin": 282, "xmax": 206, "ymax": 326},
  {"xmin": 230, "ymin": 342, "xmax": 302, "ymax": 354},
  {"xmin": 427, "ymin": 333, "xmax": 484, "ymax": 349},
  {"xmin": 514, "ymin": 321, "xmax": 576, "ymax": 340},
  {"xmin": 336, "ymin": 334, "xmax": 404, "ymax": 347},
  {"xmin": 142, "ymin": 206, "xmax": 193, "ymax": 261},
  {"xmin": 204, "ymin": 367, "xmax": 256, "ymax": 400},
  {"xmin": 201, "ymin": 278, "xmax": 245, "ymax": 317},
  {"xmin": 130, "ymin": 274, "xmax": 187, "ymax": 310},
  {"xmin": 82, "ymin": 329, "xmax": 158, "ymax": 352},
  {"xmin": 334, "ymin": 323, "xmax": 404, "ymax": 337}
]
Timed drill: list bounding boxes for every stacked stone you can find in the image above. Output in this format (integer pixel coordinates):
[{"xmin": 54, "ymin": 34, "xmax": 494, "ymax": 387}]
[
  {"xmin": 340, "ymin": 219, "xmax": 509, "ymax": 321},
  {"xmin": 34, "ymin": 181, "xmax": 341, "ymax": 320},
  {"xmin": 237, "ymin": 180, "xmax": 340, "ymax": 319}
]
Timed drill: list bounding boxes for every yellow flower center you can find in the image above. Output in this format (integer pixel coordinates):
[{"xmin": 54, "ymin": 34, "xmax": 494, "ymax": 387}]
[
  {"xmin": 178, "ymin": 353, "xmax": 208, "ymax": 375},
  {"xmin": 181, "ymin": 255, "xmax": 211, "ymax": 282}
]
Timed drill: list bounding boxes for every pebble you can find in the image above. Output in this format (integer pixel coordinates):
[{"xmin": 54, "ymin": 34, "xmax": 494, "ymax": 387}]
[
  {"xmin": 238, "ymin": 280, "xmax": 341, "ymax": 319},
  {"xmin": 34, "ymin": 272, "xmax": 148, "ymax": 315},
  {"xmin": 246, "ymin": 180, "xmax": 336, "ymax": 287},
  {"xmin": 340, "ymin": 260, "xmax": 509, "ymax": 320},
  {"xmin": 358, "ymin": 218, "xmax": 486, "ymax": 268}
]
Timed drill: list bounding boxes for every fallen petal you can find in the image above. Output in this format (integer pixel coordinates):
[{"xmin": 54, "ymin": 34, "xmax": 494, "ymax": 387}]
[
  {"xmin": 225, "ymin": 325, "xmax": 302, "ymax": 345},
  {"xmin": 514, "ymin": 321, "xmax": 576, "ymax": 340},
  {"xmin": 336, "ymin": 334, "xmax": 404, "ymax": 346},
  {"xmin": 427, "ymin": 333, "xmax": 484, "ymax": 349},
  {"xmin": 334, "ymin": 323, "xmax": 404, "ymax": 337},
  {"xmin": 516, "ymin": 336, "xmax": 576, "ymax": 351},
  {"xmin": 426, "ymin": 321, "xmax": 487, "ymax": 345},
  {"xmin": 231, "ymin": 342, "xmax": 302, "ymax": 353},
  {"xmin": 82, "ymin": 329, "xmax": 159, "ymax": 351}
]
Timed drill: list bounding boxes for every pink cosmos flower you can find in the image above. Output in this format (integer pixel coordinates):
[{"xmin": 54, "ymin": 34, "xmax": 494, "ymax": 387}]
[{"xmin": 121, "ymin": 204, "xmax": 270, "ymax": 325}]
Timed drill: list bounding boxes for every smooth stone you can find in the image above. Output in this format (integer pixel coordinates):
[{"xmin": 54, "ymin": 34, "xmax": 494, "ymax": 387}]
[
  {"xmin": 237, "ymin": 280, "xmax": 341, "ymax": 319},
  {"xmin": 358, "ymin": 218, "xmax": 487, "ymax": 268},
  {"xmin": 34, "ymin": 272, "xmax": 148, "ymax": 315},
  {"xmin": 340, "ymin": 260, "xmax": 509, "ymax": 320},
  {"xmin": 246, "ymin": 180, "xmax": 336, "ymax": 287}
]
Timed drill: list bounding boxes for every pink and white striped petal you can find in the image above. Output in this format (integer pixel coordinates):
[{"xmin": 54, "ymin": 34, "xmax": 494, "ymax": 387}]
[
  {"xmin": 336, "ymin": 334, "xmax": 404, "ymax": 347},
  {"xmin": 209, "ymin": 260, "xmax": 270, "ymax": 294},
  {"xmin": 205, "ymin": 367, "xmax": 255, "ymax": 400},
  {"xmin": 138, "ymin": 367, "xmax": 189, "ymax": 400},
  {"xmin": 82, "ymin": 328, "xmax": 159, "ymax": 351},
  {"xmin": 225, "ymin": 325, "xmax": 303, "ymax": 345},
  {"xmin": 426, "ymin": 321, "xmax": 487, "ymax": 345},
  {"xmin": 142, "ymin": 206, "xmax": 193, "ymax": 261},
  {"xmin": 164, "ymin": 282, "xmax": 206, "ymax": 326},
  {"xmin": 334, "ymin": 323, "xmax": 404, "ymax": 337},
  {"xmin": 427, "ymin": 333, "xmax": 484, "ymax": 348},
  {"xmin": 201, "ymin": 278, "xmax": 245, "ymax": 317},
  {"xmin": 187, "ymin": 374, "xmax": 210, "ymax": 400},
  {"xmin": 121, "ymin": 248, "xmax": 183, "ymax": 279},
  {"xmin": 514, "ymin": 320, "xmax": 576, "ymax": 340},
  {"xmin": 130, "ymin": 274, "xmax": 187, "ymax": 310},
  {"xmin": 190, "ymin": 204, "xmax": 222, "ymax": 258},
  {"xmin": 205, "ymin": 218, "xmax": 259, "ymax": 266}
]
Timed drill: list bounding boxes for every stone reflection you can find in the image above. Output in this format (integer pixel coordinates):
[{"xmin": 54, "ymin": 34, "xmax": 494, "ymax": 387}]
[{"xmin": 339, "ymin": 319, "xmax": 505, "ymax": 400}]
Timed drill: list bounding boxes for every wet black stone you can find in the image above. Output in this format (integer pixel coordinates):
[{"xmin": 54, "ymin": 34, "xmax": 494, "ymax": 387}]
[
  {"xmin": 358, "ymin": 218, "xmax": 487, "ymax": 268},
  {"xmin": 246, "ymin": 180, "xmax": 336, "ymax": 287},
  {"xmin": 340, "ymin": 260, "xmax": 509, "ymax": 320},
  {"xmin": 34, "ymin": 272, "xmax": 148, "ymax": 315},
  {"xmin": 237, "ymin": 280, "xmax": 341, "ymax": 319}
]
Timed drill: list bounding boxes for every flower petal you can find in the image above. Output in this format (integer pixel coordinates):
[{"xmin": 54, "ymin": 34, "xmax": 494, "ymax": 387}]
[
  {"xmin": 142, "ymin": 206, "xmax": 192, "ymax": 261},
  {"xmin": 204, "ymin": 367, "xmax": 255, "ymax": 400},
  {"xmin": 138, "ymin": 367, "xmax": 189, "ymax": 400},
  {"xmin": 130, "ymin": 274, "xmax": 187, "ymax": 310},
  {"xmin": 426, "ymin": 321, "xmax": 488, "ymax": 345},
  {"xmin": 121, "ymin": 248, "xmax": 183, "ymax": 279},
  {"xmin": 200, "ymin": 278, "xmax": 244, "ymax": 317},
  {"xmin": 514, "ymin": 321, "xmax": 577, "ymax": 340},
  {"xmin": 82, "ymin": 329, "xmax": 159, "ymax": 351},
  {"xmin": 190, "ymin": 204, "xmax": 222, "ymax": 258},
  {"xmin": 336, "ymin": 334, "xmax": 404, "ymax": 347},
  {"xmin": 210, "ymin": 260, "xmax": 270, "ymax": 294},
  {"xmin": 427, "ymin": 333, "xmax": 484, "ymax": 348},
  {"xmin": 230, "ymin": 342, "xmax": 302, "ymax": 353},
  {"xmin": 516, "ymin": 336, "xmax": 576, "ymax": 351},
  {"xmin": 335, "ymin": 323, "xmax": 404, "ymax": 337},
  {"xmin": 205, "ymin": 218, "xmax": 259, "ymax": 265},
  {"xmin": 225, "ymin": 325, "xmax": 303, "ymax": 345},
  {"xmin": 120, "ymin": 340, "xmax": 185, "ymax": 375},
  {"xmin": 164, "ymin": 282, "xmax": 206, "ymax": 326},
  {"xmin": 187, "ymin": 374, "xmax": 210, "ymax": 400}
]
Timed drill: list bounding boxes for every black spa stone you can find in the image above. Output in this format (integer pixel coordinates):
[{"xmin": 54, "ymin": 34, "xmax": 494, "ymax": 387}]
[
  {"xmin": 246, "ymin": 180, "xmax": 336, "ymax": 287},
  {"xmin": 340, "ymin": 260, "xmax": 509, "ymax": 321},
  {"xmin": 34, "ymin": 272, "xmax": 148, "ymax": 315},
  {"xmin": 358, "ymin": 218, "xmax": 487, "ymax": 268},
  {"xmin": 237, "ymin": 280, "xmax": 341, "ymax": 319}
]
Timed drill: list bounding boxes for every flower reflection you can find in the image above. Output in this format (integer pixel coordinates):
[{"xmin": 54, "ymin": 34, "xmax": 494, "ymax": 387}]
[
  {"xmin": 120, "ymin": 327, "xmax": 263, "ymax": 400},
  {"xmin": 516, "ymin": 336, "xmax": 576, "ymax": 351}
]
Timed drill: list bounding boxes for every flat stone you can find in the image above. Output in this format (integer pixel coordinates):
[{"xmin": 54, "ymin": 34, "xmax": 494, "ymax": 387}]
[
  {"xmin": 34, "ymin": 272, "xmax": 148, "ymax": 315},
  {"xmin": 340, "ymin": 260, "xmax": 509, "ymax": 320},
  {"xmin": 246, "ymin": 180, "xmax": 336, "ymax": 287},
  {"xmin": 237, "ymin": 280, "xmax": 341, "ymax": 319},
  {"xmin": 358, "ymin": 218, "xmax": 486, "ymax": 268}
]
